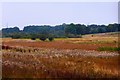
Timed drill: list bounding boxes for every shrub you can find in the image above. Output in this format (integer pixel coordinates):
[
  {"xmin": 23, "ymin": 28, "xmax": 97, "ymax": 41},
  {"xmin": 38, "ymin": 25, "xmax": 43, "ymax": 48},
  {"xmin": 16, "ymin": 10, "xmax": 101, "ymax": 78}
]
[
  {"xmin": 37, "ymin": 34, "xmax": 47, "ymax": 41},
  {"xmin": 39, "ymin": 37, "xmax": 47, "ymax": 41},
  {"xmin": 39, "ymin": 37, "xmax": 46, "ymax": 41},
  {"xmin": 48, "ymin": 37, "xmax": 54, "ymax": 41},
  {"xmin": 31, "ymin": 38, "xmax": 36, "ymax": 40},
  {"xmin": 9, "ymin": 33, "xmax": 21, "ymax": 39}
]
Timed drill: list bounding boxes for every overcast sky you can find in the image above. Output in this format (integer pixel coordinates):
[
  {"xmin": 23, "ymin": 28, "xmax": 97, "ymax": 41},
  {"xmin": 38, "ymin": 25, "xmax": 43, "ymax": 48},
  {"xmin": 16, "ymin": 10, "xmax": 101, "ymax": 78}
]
[{"xmin": 2, "ymin": 2, "xmax": 118, "ymax": 30}]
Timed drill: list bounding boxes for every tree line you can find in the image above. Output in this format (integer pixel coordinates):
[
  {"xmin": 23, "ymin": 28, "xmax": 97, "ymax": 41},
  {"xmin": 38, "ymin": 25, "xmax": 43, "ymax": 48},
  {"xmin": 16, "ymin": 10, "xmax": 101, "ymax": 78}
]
[{"xmin": 1, "ymin": 23, "xmax": 119, "ymax": 40}]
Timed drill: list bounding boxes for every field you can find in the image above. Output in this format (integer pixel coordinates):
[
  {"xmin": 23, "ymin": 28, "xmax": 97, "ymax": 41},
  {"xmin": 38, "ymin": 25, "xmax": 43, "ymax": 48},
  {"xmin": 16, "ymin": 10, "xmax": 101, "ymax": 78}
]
[{"xmin": 1, "ymin": 32, "xmax": 120, "ymax": 79}]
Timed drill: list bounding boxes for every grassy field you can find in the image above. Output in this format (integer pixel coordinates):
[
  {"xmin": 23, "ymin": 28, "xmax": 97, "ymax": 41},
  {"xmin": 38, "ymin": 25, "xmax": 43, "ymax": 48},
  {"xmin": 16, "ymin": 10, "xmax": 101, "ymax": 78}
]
[{"xmin": 1, "ymin": 32, "xmax": 120, "ymax": 79}]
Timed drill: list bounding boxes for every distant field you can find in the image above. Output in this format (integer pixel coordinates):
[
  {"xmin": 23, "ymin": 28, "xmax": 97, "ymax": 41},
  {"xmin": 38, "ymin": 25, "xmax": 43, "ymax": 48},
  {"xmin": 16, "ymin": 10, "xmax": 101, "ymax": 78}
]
[
  {"xmin": 2, "ymin": 32, "xmax": 120, "ymax": 78},
  {"xmin": 82, "ymin": 32, "xmax": 119, "ymax": 37},
  {"xmin": 2, "ymin": 32, "xmax": 119, "ymax": 51}
]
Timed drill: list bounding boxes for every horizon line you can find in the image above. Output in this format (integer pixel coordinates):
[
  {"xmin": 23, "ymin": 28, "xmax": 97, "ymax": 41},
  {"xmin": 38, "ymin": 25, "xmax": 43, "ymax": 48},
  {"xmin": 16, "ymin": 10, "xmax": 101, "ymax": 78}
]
[{"xmin": 1, "ymin": 22, "xmax": 118, "ymax": 30}]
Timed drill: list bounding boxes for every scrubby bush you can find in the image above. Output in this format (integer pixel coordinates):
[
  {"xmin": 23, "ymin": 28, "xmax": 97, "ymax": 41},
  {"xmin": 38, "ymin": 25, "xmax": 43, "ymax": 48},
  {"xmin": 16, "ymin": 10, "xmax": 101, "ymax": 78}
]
[
  {"xmin": 39, "ymin": 37, "xmax": 46, "ymax": 41},
  {"xmin": 10, "ymin": 33, "xmax": 21, "ymax": 39},
  {"xmin": 48, "ymin": 37, "xmax": 54, "ymax": 41},
  {"xmin": 39, "ymin": 35, "xmax": 47, "ymax": 41},
  {"xmin": 31, "ymin": 38, "xmax": 36, "ymax": 40}
]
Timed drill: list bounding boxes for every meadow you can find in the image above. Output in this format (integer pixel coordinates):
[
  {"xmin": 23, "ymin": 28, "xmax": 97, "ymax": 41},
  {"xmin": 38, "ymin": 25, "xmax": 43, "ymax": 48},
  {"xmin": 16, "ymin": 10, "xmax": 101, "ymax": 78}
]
[{"xmin": 1, "ymin": 32, "xmax": 120, "ymax": 79}]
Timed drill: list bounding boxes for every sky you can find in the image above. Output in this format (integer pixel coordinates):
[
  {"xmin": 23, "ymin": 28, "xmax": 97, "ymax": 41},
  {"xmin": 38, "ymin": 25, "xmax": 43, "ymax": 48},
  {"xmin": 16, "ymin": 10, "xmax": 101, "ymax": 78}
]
[{"xmin": 2, "ymin": 2, "xmax": 118, "ymax": 30}]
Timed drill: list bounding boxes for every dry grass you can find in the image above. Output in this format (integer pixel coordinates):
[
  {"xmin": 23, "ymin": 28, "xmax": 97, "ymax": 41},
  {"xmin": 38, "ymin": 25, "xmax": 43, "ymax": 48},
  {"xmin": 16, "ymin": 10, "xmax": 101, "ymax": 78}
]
[
  {"xmin": 66, "ymin": 36, "xmax": 118, "ymax": 44},
  {"xmin": 2, "ymin": 32, "xmax": 119, "ymax": 79},
  {"xmin": 2, "ymin": 46, "xmax": 120, "ymax": 78},
  {"xmin": 2, "ymin": 36, "xmax": 118, "ymax": 51}
]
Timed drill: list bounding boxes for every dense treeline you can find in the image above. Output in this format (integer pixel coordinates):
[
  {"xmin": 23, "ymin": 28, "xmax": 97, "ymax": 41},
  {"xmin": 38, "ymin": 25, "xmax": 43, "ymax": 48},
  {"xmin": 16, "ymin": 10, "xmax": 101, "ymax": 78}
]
[{"xmin": 1, "ymin": 23, "xmax": 119, "ymax": 39}]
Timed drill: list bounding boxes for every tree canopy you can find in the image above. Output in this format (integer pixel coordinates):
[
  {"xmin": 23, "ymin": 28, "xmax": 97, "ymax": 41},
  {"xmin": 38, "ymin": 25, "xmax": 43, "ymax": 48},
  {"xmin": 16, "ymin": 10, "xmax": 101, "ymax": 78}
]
[{"xmin": 1, "ymin": 23, "xmax": 119, "ymax": 38}]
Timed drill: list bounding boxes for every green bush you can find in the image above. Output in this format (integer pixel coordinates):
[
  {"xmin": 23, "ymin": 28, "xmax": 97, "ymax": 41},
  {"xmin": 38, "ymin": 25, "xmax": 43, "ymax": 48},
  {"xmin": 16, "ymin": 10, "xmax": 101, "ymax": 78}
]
[
  {"xmin": 39, "ymin": 37, "xmax": 47, "ymax": 41},
  {"xmin": 48, "ymin": 37, "xmax": 54, "ymax": 41},
  {"xmin": 10, "ymin": 34, "xmax": 21, "ymax": 39},
  {"xmin": 40, "ymin": 38, "xmax": 46, "ymax": 41},
  {"xmin": 31, "ymin": 38, "xmax": 36, "ymax": 40}
]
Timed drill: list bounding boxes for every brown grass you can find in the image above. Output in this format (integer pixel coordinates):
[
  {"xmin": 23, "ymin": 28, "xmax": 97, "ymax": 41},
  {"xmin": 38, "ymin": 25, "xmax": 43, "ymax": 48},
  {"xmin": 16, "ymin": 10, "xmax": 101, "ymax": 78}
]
[
  {"xmin": 2, "ymin": 37, "xmax": 118, "ymax": 51},
  {"xmin": 2, "ymin": 33, "xmax": 119, "ymax": 79},
  {"xmin": 2, "ymin": 46, "xmax": 120, "ymax": 78}
]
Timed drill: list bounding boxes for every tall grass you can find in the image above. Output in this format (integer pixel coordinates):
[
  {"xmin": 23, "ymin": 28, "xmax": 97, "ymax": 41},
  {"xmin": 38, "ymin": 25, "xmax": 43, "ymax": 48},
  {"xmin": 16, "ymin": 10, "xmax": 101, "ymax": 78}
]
[{"xmin": 2, "ymin": 46, "xmax": 119, "ymax": 78}]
